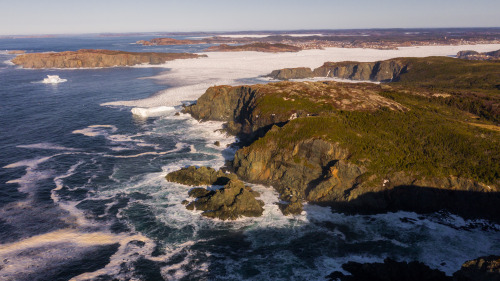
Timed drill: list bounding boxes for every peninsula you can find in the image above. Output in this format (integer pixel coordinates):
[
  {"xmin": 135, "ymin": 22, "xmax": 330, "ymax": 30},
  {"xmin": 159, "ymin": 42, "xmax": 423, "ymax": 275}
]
[
  {"xmin": 171, "ymin": 56, "xmax": 500, "ymax": 222},
  {"xmin": 11, "ymin": 49, "xmax": 207, "ymax": 68}
]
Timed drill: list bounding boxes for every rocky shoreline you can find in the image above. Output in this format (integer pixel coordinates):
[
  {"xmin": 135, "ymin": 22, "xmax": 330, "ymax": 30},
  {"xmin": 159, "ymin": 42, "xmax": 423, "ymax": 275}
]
[
  {"xmin": 11, "ymin": 49, "xmax": 206, "ymax": 68},
  {"xmin": 164, "ymin": 55, "xmax": 500, "ymax": 279}
]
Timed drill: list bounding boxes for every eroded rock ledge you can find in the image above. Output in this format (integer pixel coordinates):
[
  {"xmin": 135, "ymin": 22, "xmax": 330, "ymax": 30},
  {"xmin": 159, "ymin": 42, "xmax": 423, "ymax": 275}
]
[
  {"xmin": 166, "ymin": 166, "xmax": 264, "ymax": 220},
  {"xmin": 11, "ymin": 49, "xmax": 206, "ymax": 68}
]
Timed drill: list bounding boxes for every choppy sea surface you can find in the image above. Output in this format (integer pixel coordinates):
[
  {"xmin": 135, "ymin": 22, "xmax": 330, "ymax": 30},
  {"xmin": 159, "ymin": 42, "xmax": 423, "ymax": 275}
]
[{"xmin": 1, "ymin": 35, "xmax": 499, "ymax": 281}]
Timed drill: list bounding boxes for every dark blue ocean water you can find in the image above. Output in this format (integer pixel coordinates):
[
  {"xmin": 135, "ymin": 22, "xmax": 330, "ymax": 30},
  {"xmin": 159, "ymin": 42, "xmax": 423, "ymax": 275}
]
[{"xmin": 1, "ymin": 36, "xmax": 499, "ymax": 281}]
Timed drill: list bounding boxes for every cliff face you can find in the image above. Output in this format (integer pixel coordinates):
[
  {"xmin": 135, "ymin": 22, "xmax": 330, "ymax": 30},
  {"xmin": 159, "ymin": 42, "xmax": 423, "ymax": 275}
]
[
  {"xmin": 267, "ymin": 59, "xmax": 408, "ymax": 81},
  {"xmin": 457, "ymin": 49, "xmax": 500, "ymax": 60},
  {"xmin": 183, "ymin": 81, "xmax": 405, "ymax": 140},
  {"xmin": 11, "ymin": 49, "xmax": 206, "ymax": 68},
  {"xmin": 185, "ymin": 80, "xmax": 500, "ymax": 221}
]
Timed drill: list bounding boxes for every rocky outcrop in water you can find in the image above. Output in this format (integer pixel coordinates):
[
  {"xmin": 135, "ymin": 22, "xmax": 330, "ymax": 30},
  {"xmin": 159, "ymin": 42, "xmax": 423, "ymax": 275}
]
[
  {"xmin": 166, "ymin": 166, "xmax": 237, "ymax": 186},
  {"xmin": 457, "ymin": 49, "xmax": 500, "ymax": 60},
  {"xmin": 204, "ymin": 43, "xmax": 302, "ymax": 53},
  {"xmin": 166, "ymin": 166, "xmax": 264, "ymax": 220},
  {"xmin": 11, "ymin": 49, "xmax": 206, "ymax": 68},
  {"xmin": 453, "ymin": 255, "xmax": 500, "ymax": 281},
  {"xmin": 185, "ymin": 179, "xmax": 264, "ymax": 220},
  {"xmin": 267, "ymin": 59, "xmax": 408, "ymax": 81}
]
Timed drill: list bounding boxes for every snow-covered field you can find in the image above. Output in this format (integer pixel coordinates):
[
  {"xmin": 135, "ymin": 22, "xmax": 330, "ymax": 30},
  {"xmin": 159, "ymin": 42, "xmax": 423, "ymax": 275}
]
[{"xmin": 101, "ymin": 44, "xmax": 500, "ymax": 114}]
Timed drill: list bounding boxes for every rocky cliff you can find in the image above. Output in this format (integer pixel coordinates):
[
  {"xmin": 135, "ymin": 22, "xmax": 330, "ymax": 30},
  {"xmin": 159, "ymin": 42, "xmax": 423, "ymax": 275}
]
[
  {"xmin": 267, "ymin": 59, "xmax": 408, "ymax": 81},
  {"xmin": 11, "ymin": 49, "xmax": 206, "ymax": 68},
  {"xmin": 184, "ymin": 79, "xmax": 500, "ymax": 220},
  {"xmin": 457, "ymin": 49, "xmax": 500, "ymax": 60}
]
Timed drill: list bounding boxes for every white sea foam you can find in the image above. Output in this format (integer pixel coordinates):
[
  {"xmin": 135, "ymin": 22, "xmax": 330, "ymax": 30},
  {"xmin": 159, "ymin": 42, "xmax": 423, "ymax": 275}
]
[
  {"xmin": 3, "ymin": 59, "xmax": 14, "ymax": 66},
  {"xmin": 131, "ymin": 106, "xmax": 176, "ymax": 118},
  {"xmin": 42, "ymin": 75, "xmax": 67, "ymax": 84},
  {"xmin": 4, "ymin": 156, "xmax": 56, "ymax": 195},
  {"xmin": 17, "ymin": 142, "xmax": 80, "ymax": 151},
  {"xmin": 0, "ymin": 228, "xmax": 154, "ymax": 281},
  {"xmin": 102, "ymin": 44, "xmax": 500, "ymax": 108},
  {"xmin": 72, "ymin": 124, "xmax": 118, "ymax": 137}
]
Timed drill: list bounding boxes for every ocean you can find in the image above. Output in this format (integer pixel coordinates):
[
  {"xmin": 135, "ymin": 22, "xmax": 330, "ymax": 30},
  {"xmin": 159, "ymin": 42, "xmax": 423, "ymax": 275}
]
[{"xmin": 0, "ymin": 35, "xmax": 499, "ymax": 281}]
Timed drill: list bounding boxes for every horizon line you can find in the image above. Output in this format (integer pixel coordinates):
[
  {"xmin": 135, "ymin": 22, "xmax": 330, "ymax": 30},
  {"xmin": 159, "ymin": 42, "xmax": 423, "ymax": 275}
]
[{"xmin": 2, "ymin": 26, "xmax": 500, "ymax": 38}]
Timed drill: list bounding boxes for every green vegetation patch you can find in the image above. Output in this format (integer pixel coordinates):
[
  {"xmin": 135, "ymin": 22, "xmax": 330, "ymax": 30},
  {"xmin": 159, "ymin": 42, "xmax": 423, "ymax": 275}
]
[{"xmin": 252, "ymin": 91, "xmax": 499, "ymax": 184}]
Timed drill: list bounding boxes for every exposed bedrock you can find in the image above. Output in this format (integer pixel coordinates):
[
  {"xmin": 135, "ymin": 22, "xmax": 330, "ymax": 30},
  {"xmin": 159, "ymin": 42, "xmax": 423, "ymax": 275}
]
[
  {"xmin": 166, "ymin": 166, "xmax": 264, "ymax": 220},
  {"xmin": 267, "ymin": 59, "xmax": 408, "ymax": 81},
  {"xmin": 453, "ymin": 255, "xmax": 500, "ymax": 281}
]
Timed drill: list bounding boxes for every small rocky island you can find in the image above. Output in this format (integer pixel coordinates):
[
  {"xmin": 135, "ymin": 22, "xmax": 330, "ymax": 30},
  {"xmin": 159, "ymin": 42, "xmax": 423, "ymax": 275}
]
[
  {"xmin": 166, "ymin": 166, "xmax": 264, "ymax": 220},
  {"xmin": 11, "ymin": 49, "xmax": 206, "ymax": 68}
]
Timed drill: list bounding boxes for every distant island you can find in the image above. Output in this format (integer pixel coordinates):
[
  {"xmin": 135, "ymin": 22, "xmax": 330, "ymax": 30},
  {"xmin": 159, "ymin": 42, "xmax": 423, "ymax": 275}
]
[
  {"xmin": 11, "ymin": 49, "xmax": 206, "ymax": 68},
  {"xmin": 204, "ymin": 43, "xmax": 302, "ymax": 53},
  {"xmin": 136, "ymin": 37, "xmax": 207, "ymax": 45}
]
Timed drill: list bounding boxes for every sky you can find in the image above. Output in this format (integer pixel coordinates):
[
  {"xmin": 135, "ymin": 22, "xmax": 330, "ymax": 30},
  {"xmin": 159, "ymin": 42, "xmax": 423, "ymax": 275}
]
[{"xmin": 1, "ymin": 0, "xmax": 499, "ymax": 35}]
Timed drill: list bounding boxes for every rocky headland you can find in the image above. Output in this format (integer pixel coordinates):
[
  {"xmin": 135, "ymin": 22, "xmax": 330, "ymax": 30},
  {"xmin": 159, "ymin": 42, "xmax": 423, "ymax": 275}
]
[
  {"xmin": 267, "ymin": 59, "xmax": 408, "ymax": 81},
  {"xmin": 203, "ymin": 43, "xmax": 302, "ymax": 53},
  {"xmin": 182, "ymin": 56, "xmax": 500, "ymax": 221},
  {"xmin": 457, "ymin": 49, "xmax": 500, "ymax": 60},
  {"xmin": 166, "ymin": 166, "xmax": 264, "ymax": 220},
  {"xmin": 11, "ymin": 49, "xmax": 206, "ymax": 68}
]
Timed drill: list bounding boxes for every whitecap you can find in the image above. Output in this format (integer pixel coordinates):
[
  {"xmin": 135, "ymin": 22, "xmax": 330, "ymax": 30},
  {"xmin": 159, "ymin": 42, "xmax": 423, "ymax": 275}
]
[
  {"xmin": 42, "ymin": 75, "xmax": 67, "ymax": 84},
  {"xmin": 131, "ymin": 106, "xmax": 176, "ymax": 118}
]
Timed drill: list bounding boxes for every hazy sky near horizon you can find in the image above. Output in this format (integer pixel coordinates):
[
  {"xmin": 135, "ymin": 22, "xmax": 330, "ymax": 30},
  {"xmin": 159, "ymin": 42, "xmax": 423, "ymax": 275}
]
[{"xmin": 1, "ymin": 0, "xmax": 499, "ymax": 35}]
